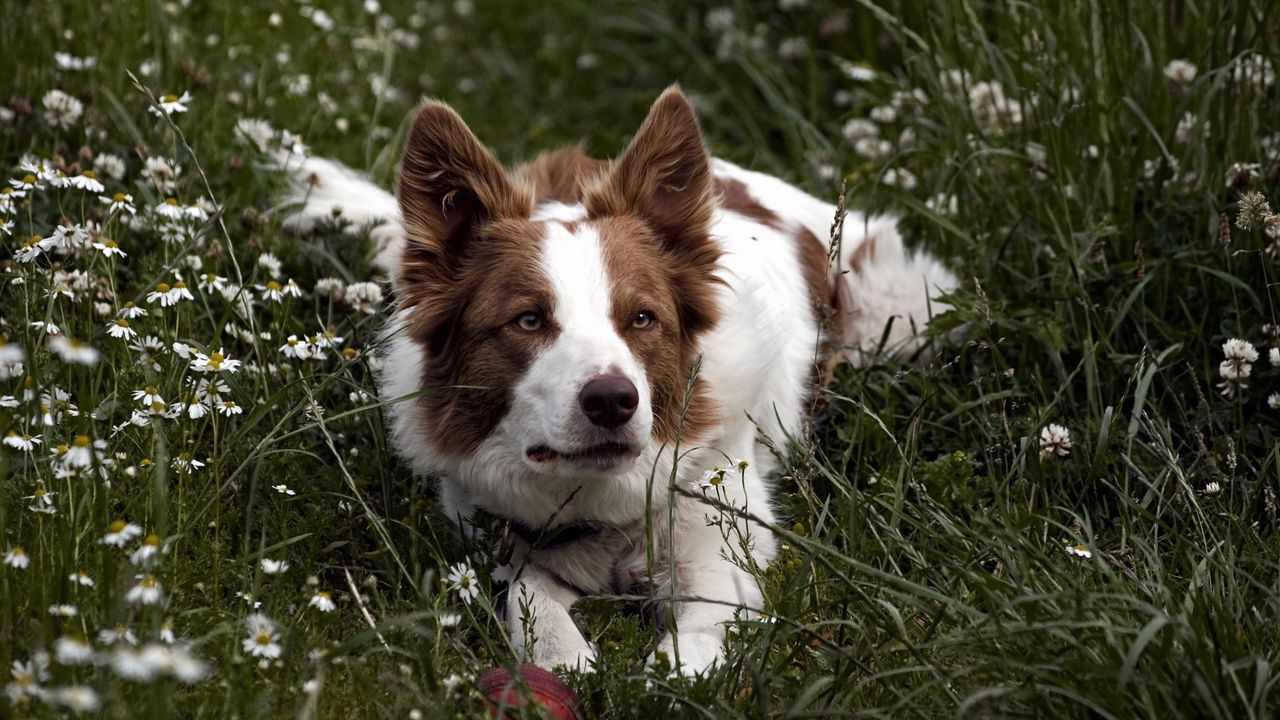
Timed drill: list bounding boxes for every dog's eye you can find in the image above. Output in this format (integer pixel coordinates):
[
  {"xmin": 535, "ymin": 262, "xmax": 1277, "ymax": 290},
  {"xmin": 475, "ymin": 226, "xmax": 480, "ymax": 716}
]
[
  {"xmin": 631, "ymin": 311, "xmax": 655, "ymax": 329},
  {"xmin": 514, "ymin": 312, "xmax": 543, "ymax": 331}
]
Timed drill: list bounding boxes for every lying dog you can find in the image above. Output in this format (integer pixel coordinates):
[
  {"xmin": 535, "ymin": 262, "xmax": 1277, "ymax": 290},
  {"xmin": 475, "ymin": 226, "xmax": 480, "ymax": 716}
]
[{"xmin": 285, "ymin": 86, "xmax": 955, "ymax": 673}]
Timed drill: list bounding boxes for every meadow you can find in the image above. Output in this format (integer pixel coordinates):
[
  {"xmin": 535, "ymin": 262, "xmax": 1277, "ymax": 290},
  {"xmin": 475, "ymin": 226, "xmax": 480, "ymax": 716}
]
[{"xmin": 2, "ymin": 0, "xmax": 1278, "ymax": 717}]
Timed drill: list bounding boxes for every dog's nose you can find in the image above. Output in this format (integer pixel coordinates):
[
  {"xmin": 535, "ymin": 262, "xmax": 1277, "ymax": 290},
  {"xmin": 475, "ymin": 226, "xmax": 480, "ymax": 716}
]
[{"xmin": 579, "ymin": 376, "xmax": 639, "ymax": 429}]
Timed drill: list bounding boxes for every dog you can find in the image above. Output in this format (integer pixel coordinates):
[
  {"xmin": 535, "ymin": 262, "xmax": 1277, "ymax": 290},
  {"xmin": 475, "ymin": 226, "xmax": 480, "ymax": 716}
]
[{"xmin": 284, "ymin": 86, "xmax": 956, "ymax": 674}]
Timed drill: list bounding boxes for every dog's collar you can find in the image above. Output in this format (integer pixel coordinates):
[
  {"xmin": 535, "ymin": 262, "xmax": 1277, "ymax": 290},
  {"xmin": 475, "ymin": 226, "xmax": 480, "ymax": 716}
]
[{"xmin": 501, "ymin": 517, "xmax": 604, "ymax": 549}]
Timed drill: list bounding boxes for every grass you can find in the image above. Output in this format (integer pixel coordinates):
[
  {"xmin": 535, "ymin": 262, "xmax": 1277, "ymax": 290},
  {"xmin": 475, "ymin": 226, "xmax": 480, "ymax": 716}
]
[{"xmin": 2, "ymin": 0, "xmax": 1279, "ymax": 717}]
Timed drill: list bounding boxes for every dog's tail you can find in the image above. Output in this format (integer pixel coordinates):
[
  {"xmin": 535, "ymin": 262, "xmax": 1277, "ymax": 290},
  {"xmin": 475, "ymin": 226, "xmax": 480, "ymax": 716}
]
[
  {"xmin": 825, "ymin": 212, "xmax": 958, "ymax": 366},
  {"xmin": 279, "ymin": 156, "xmax": 405, "ymax": 275}
]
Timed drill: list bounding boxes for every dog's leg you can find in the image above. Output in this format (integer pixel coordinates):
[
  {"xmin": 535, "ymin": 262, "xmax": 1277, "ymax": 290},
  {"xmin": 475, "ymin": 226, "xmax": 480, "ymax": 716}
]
[
  {"xmin": 505, "ymin": 565, "xmax": 595, "ymax": 671},
  {"xmin": 652, "ymin": 448, "xmax": 778, "ymax": 675}
]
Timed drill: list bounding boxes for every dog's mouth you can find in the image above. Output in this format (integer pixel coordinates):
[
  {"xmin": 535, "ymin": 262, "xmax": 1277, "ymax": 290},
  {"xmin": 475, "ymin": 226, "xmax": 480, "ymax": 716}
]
[{"xmin": 526, "ymin": 442, "xmax": 639, "ymax": 467}]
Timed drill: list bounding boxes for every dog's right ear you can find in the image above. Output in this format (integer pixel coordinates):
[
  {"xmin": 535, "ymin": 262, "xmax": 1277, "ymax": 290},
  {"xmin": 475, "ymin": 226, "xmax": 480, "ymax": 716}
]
[{"xmin": 397, "ymin": 101, "xmax": 530, "ymax": 280}]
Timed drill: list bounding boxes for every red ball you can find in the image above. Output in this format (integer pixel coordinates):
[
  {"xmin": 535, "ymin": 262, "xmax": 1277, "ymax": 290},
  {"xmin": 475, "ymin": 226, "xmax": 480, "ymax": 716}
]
[{"xmin": 476, "ymin": 664, "xmax": 583, "ymax": 720}]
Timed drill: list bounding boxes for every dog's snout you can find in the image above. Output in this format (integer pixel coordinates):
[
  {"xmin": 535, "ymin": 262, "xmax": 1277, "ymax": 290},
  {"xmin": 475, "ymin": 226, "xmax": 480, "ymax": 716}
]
[{"xmin": 579, "ymin": 375, "xmax": 639, "ymax": 429}]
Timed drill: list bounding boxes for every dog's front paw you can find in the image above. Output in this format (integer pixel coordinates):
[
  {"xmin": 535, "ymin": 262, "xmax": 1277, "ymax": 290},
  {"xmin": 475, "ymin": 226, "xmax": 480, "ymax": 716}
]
[
  {"xmin": 532, "ymin": 638, "xmax": 597, "ymax": 673},
  {"xmin": 651, "ymin": 631, "xmax": 724, "ymax": 676}
]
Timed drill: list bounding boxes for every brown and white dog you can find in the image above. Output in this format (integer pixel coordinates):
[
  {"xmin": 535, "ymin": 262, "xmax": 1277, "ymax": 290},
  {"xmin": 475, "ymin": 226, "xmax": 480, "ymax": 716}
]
[{"xmin": 285, "ymin": 87, "xmax": 955, "ymax": 674}]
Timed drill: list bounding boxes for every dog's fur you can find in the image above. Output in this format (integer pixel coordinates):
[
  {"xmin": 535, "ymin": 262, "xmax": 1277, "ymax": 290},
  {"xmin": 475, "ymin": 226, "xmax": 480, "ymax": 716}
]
[{"xmin": 284, "ymin": 87, "xmax": 956, "ymax": 673}]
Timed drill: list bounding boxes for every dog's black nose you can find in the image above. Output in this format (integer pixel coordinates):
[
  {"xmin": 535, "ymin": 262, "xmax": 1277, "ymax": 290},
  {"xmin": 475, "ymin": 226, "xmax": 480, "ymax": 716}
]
[{"xmin": 579, "ymin": 376, "xmax": 639, "ymax": 429}]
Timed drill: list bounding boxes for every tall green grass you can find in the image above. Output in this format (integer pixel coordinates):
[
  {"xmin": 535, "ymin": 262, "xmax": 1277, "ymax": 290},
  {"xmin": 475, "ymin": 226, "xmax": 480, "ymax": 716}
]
[{"xmin": 1, "ymin": 0, "xmax": 1277, "ymax": 717}]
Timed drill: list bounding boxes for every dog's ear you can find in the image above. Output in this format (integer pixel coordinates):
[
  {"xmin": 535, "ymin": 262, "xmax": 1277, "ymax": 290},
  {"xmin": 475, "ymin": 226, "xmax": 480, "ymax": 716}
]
[
  {"xmin": 586, "ymin": 86, "xmax": 715, "ymax": 259},
  {"xmin": 398, "ymin": 100, "xmax": 530, "ymax": 277}
]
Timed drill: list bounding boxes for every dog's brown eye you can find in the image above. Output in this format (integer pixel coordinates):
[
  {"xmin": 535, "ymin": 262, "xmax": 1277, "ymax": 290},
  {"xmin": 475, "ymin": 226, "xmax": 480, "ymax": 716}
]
[
  {"xmin": 632, "ymin": 311, "xmax": 655, "ymax": 329},
  {"xmin": 514, "ymin": 312, "xmax": 543, "ymax": 331}
]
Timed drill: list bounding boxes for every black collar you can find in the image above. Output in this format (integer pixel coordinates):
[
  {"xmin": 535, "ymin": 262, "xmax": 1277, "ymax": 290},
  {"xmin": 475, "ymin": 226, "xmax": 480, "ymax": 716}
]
[{"xmin": 503, "ymin": 518, "xmax": 605, "ymax": 549}]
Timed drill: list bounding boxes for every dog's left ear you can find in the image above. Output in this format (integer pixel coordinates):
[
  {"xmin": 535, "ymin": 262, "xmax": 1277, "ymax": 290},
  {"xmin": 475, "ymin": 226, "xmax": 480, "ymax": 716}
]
[{"xmin": 586, "ymin": 86, "xmax": 715, "ymax": 262}]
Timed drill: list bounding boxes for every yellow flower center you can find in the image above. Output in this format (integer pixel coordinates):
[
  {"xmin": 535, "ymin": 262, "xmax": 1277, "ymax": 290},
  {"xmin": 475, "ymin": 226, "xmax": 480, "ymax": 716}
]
[
  {"xmin": 255, "ymin": 633, "xmax": 272, "ymax": 646},
  {"xmin": 113, "ymin": 192, "xmax": 127, "ymax": 202},
  {"xmin": 342, "ymin": 348, "xmax": 358, "ymax": 360},
  {"xmin": 73, "ymin": 434, "xmax": 91, "ymax": 447},
  {"xmin": 33, "ymin": 488, "xmax": 46, "ymax": 498},
  {"xmin": 164, "ymin": 197, "xmax": 179, "ymax": 206},
  {"xmin": 173, "ymin": 281, "xmax": 187, "ymax": 290},
  {"xmin": 150, "ymin": 401, "xmax": 166, "ymax": 412},
  {"xmin": 22, "ymin": 174, "xmax": 35, "ymax": 184},
  {"xmin": 115, "ymin": 318, "xmax": 130, "ymax": 327},
  {"xmin": 163, "ymin": 94, "xmax": 178, "ymax": 103},
  {"xmin": 209, "ymin": 353, "xmax": 225, "ymax": 368},
  {"xmin": 82, "ymin": 170, "xmax": 97, "ymax": 179},
  {"xmin": 108, "ymin": 519, "xmax": 126, "ymax": 533},
  {"xmin": 265, "ymin": 281, "xmax": 281, "ymax": 292},
  {"xmin": 156, "ymin": 282, "xmax": 171, "ymax": 293},
  {"xmin": 143, "ymin": 534, "xmax": 161, "ymax": 546}
]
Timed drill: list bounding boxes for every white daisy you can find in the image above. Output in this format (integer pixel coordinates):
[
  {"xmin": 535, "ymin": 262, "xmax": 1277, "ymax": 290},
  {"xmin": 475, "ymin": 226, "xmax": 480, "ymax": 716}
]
[
  {"xmin": 105, "ymin": 318, "xmax": 137, "ymax": 340},
  {"xmin": 49, "ymin": 336, "xmax": 100, "ymax": 365},
  {"xmin": 101, "ymin": 519, "xmax": 144, "ymax": 547},
  {"xmin": 125, "ymin": 574, "xmax": 164, "ymax": 605},
  {"xmin": 190, "ymin": 348, "xmax": 241, "ymax": 373},
  {"xmin": 4, "ymin": 546, "xmax": 30, "ymax": 569},
  {"xmin": 447, "ymin": 562, "xmax": 480, "ymax": 605},
  {"xmin": 54, "ymin": 635, "xmax": 95, "ymax": 665},
  {"xmin": 100, "ymin": 191, "xmax": 137, "ymax": 215},
  {"xmin": 308, "ymin": 591, "xmax": 336, "ymax": 612},
  {"xmin": 260, "ymin": 558, "xmax": 290, "ymax": 575},
  {"xmin": 242, "ymin": 614, "xmax": 282, "ymax": 658},
  {"xmin": 149, "ymin": 91, "xmax": 193, "ymax": 117}
]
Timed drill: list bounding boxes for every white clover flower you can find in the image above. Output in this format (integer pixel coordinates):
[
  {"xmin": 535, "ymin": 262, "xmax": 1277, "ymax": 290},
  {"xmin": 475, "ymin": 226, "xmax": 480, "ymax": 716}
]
[
  {"xmin": 257, "ymin": 252, "xmax": 282, "ymax": 278},
  {"xmin": 1202, "ymin": 481, "xmax": 1223, "ymax": 496},
  {"xmin": 308, "ymin": 591, "xmax": 336, "ymax": 612},
  {"xmin": 95, "ymin": 153, "xmax": 126, "ymax": 181},
  {"xmin": 447, "ymin": 562, "xmax": 480, "ymax": 605},
  {"xmin": 841, "ymin": 118, "xmax": 878, "ymax": 142},
  {"xmin": 1163, "ymin": 59, "xmax": 1197, "ymax": 86},
  {"xmin": 1218, "ymin": 338, "xmax": 1258, "ymax": 396},
  {"xmin": 54, "ymin": 635, "xmax": 95, "ymax": 665},
  {"xmin": 101, "ymin": 519, "xmax": 144, "ymax": 547},
  {"xmin": 260, "ymin": 558, "xmax": 289, "ymax": 575},
  {"xmin": 149, "ymin": 91, "xmax": 193, "ymax": 117},
  {"xmin": 1225, "ymin": 162, "xmax": 1261, "ymax": 187},
  {"xmin": 1233, "ymin": 53, "xmax": 1275, "ymax": 93},
  {"xmin": 344, "ymin": 281, "xmax": 383, "ymax": 313},
  {"xmin": 42, "ymin": 89, "xmax": 84, "ymax": 128},
  {"xmin": 4, "ymin": 546, "xmax": 30, "ymax": 569},
  {"xmin": 314, "ymin": 277, "xmax": 346, "ymax": 297},
  {"xmin": 1038, "ymin": 424, "xmax": 1071, "ymax": 459},
  {"xmin": 880, "ymin": 167, "xmax": 917, "ymax": 191},
  {"xmin": 140, "ymin": 157, "xmax": 181, "ymax": 193},
  {"xmin": 242, "ymin": 614, "xmax": 282, "ymax": 658}
]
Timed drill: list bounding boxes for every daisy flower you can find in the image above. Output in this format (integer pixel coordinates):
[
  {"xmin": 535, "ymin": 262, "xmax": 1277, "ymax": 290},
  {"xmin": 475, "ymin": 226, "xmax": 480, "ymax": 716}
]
[
  {"xmin": 6, "ymin": 659, "xmax": 47, "ymax": 699},
  {"xmin": 197, "ymin": 273, "xmax": 226, "ymax": 293},
  {"xmin": 242, "ymin": 614, "xmax": 282, "ymax": 658},
  {"xmin": 106, "ymin": 318, "xmax": 137, "ymax": 340},
  {"xmin": 126, "ymin": 574, "xmax": 163, "ymax": 605},
  {"xmin": 171, "ymin": 452, "xmax": 205, "ymax": 472},
  {"xmin": 101, "ymin": 519, "xmax": 144, "ymax": 547},
  {"xmin": 215, "ymin": 399, "xmax": 243, "ymax": 416},
  {"xmin": 69, "ymin": 171, "xmax": 104, "ymax": 193},
  {"xmin": 130, "ymin": 534, "xmax": 164, "ymax": 565},
  {"xmin": 1038, "ymin": 424, "xmax": 1072, "ymax": 459},
  {"xmin": 190, "ymin": 348, "xmax": 241, "ymax": 373},
  {"xmin": 308, "ymin": 591, "xmax": 336, "ymax": 612},
  {"xmin": 53, "ymin": 685, "xmax": 100, "ymax": 713},
  {"xmin": 154, "ymin": 198, "xmax": 186, "ymax": 219},
  {"xmin": 49, "ymin": 604, "xmax": 79, "ymax": 617},
  {"xmin": 260, "ymin": 558, "xmax": 289, "ymax": 575},
  {"xmin": 3, "ymin": 430, "xmax": 40, "ymax": 451},
  {"xmin": 279, "ymin": 335, "xmax": 311, "ymax": 359},
  {"xmin": 272, "ymin": 484, "xmax": 296, "ymax": 496},
  {"xmin": 109, "ymin": 647, "xmax": 157, "ymax": 682},
  {"xmin": 234, "ymin": 118, "xmax": 275, "ymax": 152},
  {"xmin": 14, "ymin": 234, "xmax": 46, "ymax": 263},
  {"xmin": 258, "ymin": 280, "xmax": 287, "ymax": 303},
  {"xmin": 98, "ymin": 625, "xmax": 139, "ymax": 646},
  {"xmin": 49, "ymin": 336, "xmax": 100, "ymax": 365},
  {"xmin": 258, "ymin": 252, "xmax": 282, "ymax": 278},
  {"xmin": 100, "ymin": 192, "xmax": 137, "ymax": 215},
  {"xmin": 91, "ymin": 237, "xmax": 127, "ymax": 257},
  {"xmin": 697, "ymin": 466, "xmax": 727, "ymax": 490},
  {"xmin": 447, "ymin": 562, "xmax": 480, "ymax": 605},
  {"xmin": 60, "ymin": 434, "xmax": 103, "ymax": 468},
  {"xmin": 149, "ymin": 91, "xmax": 193, "ymax": 117},
  {"xmin": 133, "ymin": 386, "xmax": 165, "ymax": 406},
  {"xmin": 95, "ymin": 153, "xmax": 126, "ymax": 181},
  {"xmin": 344, "ymin": 281, "xmax": 383, "ymax": 313},
  {"xmin": 1064, "ymin": 543, "xmax": 1092, "ymax": 559},
  {"xmin": 54, "ymin": 635, "xmax": 95, "ymax": 665},
  {"xmin": 4, "ymin": 546, "xmax": 30, "ymax": 569},
  {"xmin": 68, "ymin": 571, "xmax": 95, "ymax": 587}
]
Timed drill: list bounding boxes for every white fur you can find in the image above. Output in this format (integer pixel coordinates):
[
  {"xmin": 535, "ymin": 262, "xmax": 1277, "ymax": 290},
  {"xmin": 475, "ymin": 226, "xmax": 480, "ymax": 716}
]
[{"xmin": 286, "ymin": 154, "xmax": 956, "ymax": 674}]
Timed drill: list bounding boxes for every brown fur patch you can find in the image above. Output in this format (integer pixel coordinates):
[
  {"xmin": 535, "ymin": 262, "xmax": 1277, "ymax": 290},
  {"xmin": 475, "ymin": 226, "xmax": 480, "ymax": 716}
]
[
  {"xmin": 514, "ymin": 145, "xmax": 609, "ymax": 205},
  {"xmin": 594, "ymin": 216, "xmax": 720, "ymax": 443},
  {"xmin": 582, "ymin": 87, "xmax": 723, "ymax": 443},
  {"xmin": 846, "ymin": 234, "xmax": 878, "ymax": 274},
  {"xmin": 397, "ymin": 100, "xmax": 555, "ymax": 456},
  {"xmin": 716, "ymin": 176, "xmax": 780, "ymax": 229}
]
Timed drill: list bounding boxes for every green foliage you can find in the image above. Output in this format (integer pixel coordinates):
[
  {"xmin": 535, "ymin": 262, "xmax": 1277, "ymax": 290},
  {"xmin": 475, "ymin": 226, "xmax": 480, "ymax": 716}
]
[{"xmin": 2, "ymin": 0, "xmax": 1279, "ymax": 717}]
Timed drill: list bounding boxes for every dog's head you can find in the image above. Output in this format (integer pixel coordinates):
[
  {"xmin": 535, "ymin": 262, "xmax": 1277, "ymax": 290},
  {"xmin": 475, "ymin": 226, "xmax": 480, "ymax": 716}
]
[{"xmin": 394, "ymin": 87, "xmax": 721, "ymax": 483}]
